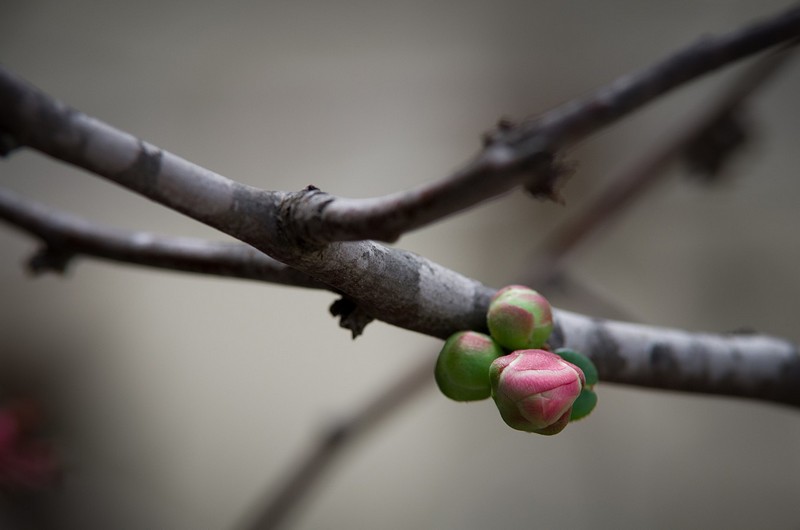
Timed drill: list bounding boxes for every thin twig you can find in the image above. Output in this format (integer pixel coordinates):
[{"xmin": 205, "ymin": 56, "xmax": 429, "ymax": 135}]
[
  {"xmin": 287, "ymin": 5, "xmax": 800, "ymax": 243},
  {"xmin": 528, "ymin": 42, "xmax": 797, "ymax": 286},
  {"xmin": 0, "ymin": 188, "xmax": 327, "ymax": 289},
  {"xmin": 236, "ymin": 356, "xmax": 435, "ymax": 530}
]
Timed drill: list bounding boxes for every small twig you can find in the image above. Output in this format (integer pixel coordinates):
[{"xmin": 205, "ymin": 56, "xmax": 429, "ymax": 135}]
[
  {"xmin": 527, "ymin": 42, "xmax": 796, "ymax": 286},
  {"xmin": 286, "ymin": 5, "xmax": 800, "ymax": 243},
  {"xmin": 0, "ymin": 188, "xmax": 327, "ymax": 290},
  {"xmin": 236, "ymin": 356, "xmax": 434, "ymax": 530}
]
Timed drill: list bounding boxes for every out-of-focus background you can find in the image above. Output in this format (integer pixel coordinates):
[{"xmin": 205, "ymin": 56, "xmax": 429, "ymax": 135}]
[{"xmin": 2, "ymin": 1, "xmax": 800, "ymax": 528}]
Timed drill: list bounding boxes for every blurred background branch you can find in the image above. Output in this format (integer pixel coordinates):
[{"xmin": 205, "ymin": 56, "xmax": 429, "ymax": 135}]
[{"xmin": 527, "ymin": 41, "xmax": 797, "ymax": 288}]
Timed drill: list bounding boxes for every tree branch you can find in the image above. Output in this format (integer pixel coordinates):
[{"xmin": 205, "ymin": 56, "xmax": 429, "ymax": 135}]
[
  {"xmin": 0, "ymin": 7, "xmax": 797, "ymax": 333},
  {"xmin": 1, "ymin": 186, "xmax": 797, "ymax": 407},
  {"xmin": 0, "ymin": 67, "xmax": 494, "ymax": 337},
  {"xmin": 0, "ymin": 7, "xmax": 798, "ymax": 407},
  {"xmin": 2, "ymin": 6, "xmax": 799, "ymax": 249},
  {"xmin": 0, "ymin": 189, "xmax": 478, "ymax": 338},
  {"xmin": 284, "ymin": 4, "xmax": 800, "ymax": 243},
  {"xmin": 0, "ymin": 65, "xmax": 284, "ymax": 248},
  {"xmin": 529, "ymin": 41, "xmax": 797, "ymax": 286},
  {"xmin": 552, "ymin": 311, "xmax": 799, "ymax": 407},
  {"xmin": 0, "ymin": 188, "xmax": 327, "ymax": 289}
]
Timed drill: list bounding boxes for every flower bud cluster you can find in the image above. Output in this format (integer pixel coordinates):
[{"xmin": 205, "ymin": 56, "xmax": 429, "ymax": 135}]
[{"xmin": 434, "ymin": 285, "xmax": 598, "ymax": 435}]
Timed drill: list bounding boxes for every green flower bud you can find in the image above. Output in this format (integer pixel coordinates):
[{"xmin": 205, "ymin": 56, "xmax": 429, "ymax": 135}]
[
  {"xmin": 553, "ymin": 348, "xmax": 599, "ymax": 387},
  {"xmin": 435, "ymin": 331, "xmax": 504, "ymax": 401},
  {"xmin": 487, "ymin": 285, "xmax": 553, "ymax": 350},
  {"xmin": 569, "ymin": 388, "xmax": 598, "ymax": 421},
  {"xmin": 553, "ymin": 349, "xmax": 598, "ymax": 421}
]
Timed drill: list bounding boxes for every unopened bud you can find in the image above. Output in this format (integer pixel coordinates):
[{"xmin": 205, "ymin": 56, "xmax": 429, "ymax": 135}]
[
  {"xmin": 490, "ymin": 349, "xmax": 584, "ymax": 434},
  {"xmin": 435, "ymin": 331, "xmax": 504, "ymax": 401},
  {"xmin": 553, "ymin": 348, "xmax": 599, "ymax": 421},
  {"xmin": 570, "ymin": 388, "xmax": 598, "ymax": 421},
  {"xmin": 553, "ymin": 348, "xmax": 599, "ymax": 387},
  {"xmin": 487, "ymin": 285, "xmax": 553, "ymax": 350}
]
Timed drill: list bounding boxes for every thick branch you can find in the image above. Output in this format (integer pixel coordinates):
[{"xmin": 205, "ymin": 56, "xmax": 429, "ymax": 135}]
[
  {"xmin": 0, "ymin": 63, "xmax": 499, "ymax": 336},
  {"xmin": 553, "ymin": 311, "xmax": 800, "ymax": 407},
  {"xmin": 1, "ymin": 187, "xmax": 798, "ymax": 407},
  {"xmin": 0, "ymin": 66, "xmax": 284, "ymax": 247},
  {"xmin": 0, "ymin": 189, "xmax": 490, "ymax": 339}
]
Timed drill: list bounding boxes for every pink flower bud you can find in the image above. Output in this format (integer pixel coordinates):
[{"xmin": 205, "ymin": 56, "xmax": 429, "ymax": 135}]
[{"xmin": 490, "ymin": 350, "xmax": 585, "ymax": 435}]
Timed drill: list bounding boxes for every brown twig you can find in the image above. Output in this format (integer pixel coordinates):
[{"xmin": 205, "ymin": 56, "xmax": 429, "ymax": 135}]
[
  {"xmin": 527, "ymin": 41, "xmax": 797, "ymax": 287},
  {"xmin": 286, "ymin": 5, "xmax": 800, "ymax": 243},
  {"xmin": 0, "ymin": 188, "xmax": 327, "ymax": 289},
  {"xmin": 235, "ymin": 356, "xmax": 435, "ymax": 530}
]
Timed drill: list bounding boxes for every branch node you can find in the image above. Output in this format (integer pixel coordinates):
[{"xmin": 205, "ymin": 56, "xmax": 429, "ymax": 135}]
[
  {"xmin": 329, "ymin": 297, "xmax": 375, "ymax": 339},
  {"xmin": 277, "ymin": 187, "xmax": 335, "ymax": 249},
  {"xmin": 682, "ymin": 107, "xmax": 751, "ymax": 183},
  {"xmin": 27, "ymin": 246, "xmax": 74, "ymax": 276},
  {"xmin": 481, "ymin": 117, "xmax": 519, "ymax": 147},
  {"xmin": 523, "ymin": 152, "xmax": 576, "ymax": 204}
]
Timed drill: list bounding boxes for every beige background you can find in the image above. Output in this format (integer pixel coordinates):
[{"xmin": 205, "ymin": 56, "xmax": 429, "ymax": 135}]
[{"xmin": 2, "ymin": 1, "xmax": 800, "ymax": 528}]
